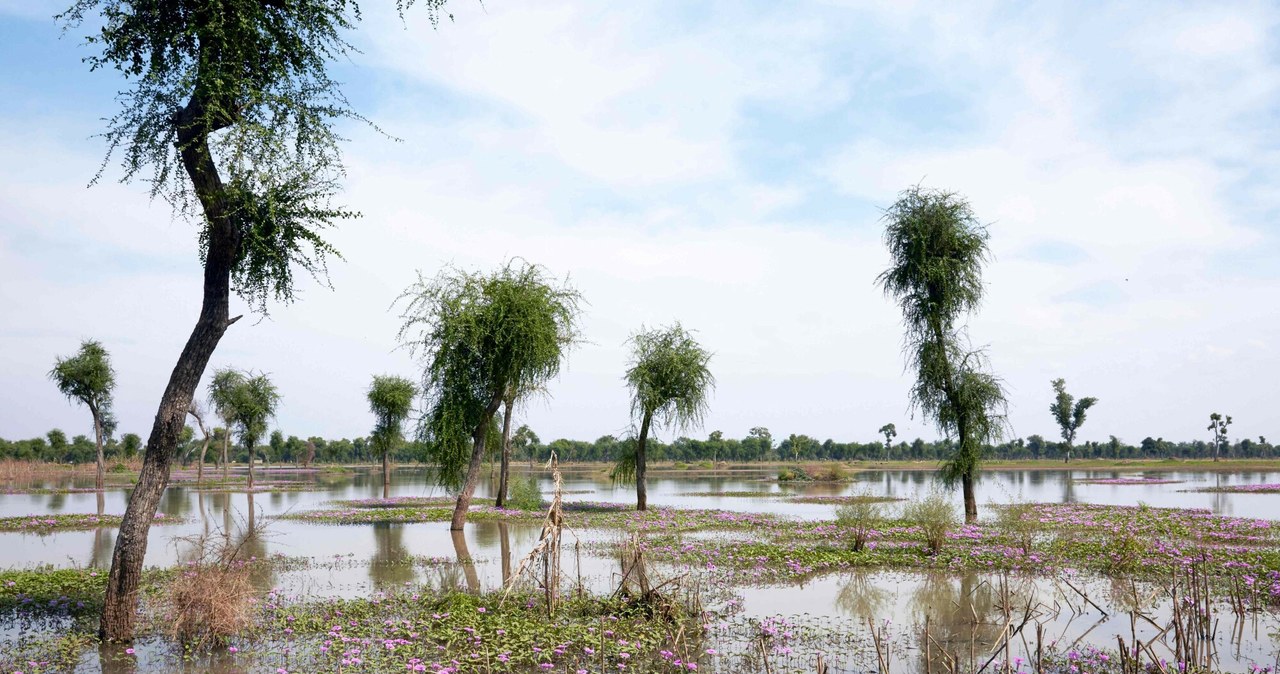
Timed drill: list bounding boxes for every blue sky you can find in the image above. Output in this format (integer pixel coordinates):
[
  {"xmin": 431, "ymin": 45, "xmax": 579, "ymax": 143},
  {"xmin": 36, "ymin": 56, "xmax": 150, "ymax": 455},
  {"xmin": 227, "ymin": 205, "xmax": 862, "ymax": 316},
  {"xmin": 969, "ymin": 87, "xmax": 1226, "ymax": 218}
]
[{"xmin": 1, "ymin": 0, "xmax": 1277, "ymax": 447}]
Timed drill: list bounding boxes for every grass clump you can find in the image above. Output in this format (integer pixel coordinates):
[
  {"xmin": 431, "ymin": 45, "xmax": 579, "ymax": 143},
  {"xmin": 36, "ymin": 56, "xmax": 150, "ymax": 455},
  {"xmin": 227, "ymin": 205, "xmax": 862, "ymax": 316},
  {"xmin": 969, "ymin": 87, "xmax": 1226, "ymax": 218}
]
[
  {"xmin": 994, "ymin": 496, "xmax": 1041, "ymax": 554},
  {"xmin": 805, "ymin": 463, "xmax": 851, "ymax": 482},
  {"xmin": 777, "ymin": 467, "xmax": 808, "ymax": 482},
  {"xmin": 902, "ymin": 491, "xmax": 956, "ymax": 555},
  {"xmin": 166, "ymin": 537, "xmax": 258, "ymax": 650},
  {"xmin": 835, "ymin": 488, "xmax": 885, "ymax": 552}
]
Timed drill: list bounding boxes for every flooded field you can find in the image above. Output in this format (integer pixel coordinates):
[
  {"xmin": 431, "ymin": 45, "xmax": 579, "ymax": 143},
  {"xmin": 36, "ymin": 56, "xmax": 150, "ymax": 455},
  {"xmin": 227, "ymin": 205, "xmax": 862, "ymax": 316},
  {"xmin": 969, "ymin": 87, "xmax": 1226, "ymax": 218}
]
[{"xmin": 4, "ymin": 465, "xmax": 1280, "ymax": 672}]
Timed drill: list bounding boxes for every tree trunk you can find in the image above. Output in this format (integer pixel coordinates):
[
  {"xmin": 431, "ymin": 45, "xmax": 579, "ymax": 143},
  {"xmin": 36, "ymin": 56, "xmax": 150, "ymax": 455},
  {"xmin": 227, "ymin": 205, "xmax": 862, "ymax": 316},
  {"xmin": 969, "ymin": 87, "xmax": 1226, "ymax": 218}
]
[
  {"xmin": 635, "ymin": 410, "xmax": 652, "ymax": 512},
  {"xmin": 92, "ymin": 409, "xmax": 105, "ymax": 491},
  {"xmin": 221, "ymin": 427, "xmax": 229, "ymax": 480},
  {"xmin": 495, "ymin": 397, "xmax": 514, "ymax": 508},
  {"xmin": 962, "ymin": 472, "xmax": 977, "ymax": 524},
  {"xmin": 196, "ymin": 437, "xmax": 207, "ymax": 484},
  {"xmin": 247, "ymin": 446, "xmax": 255, "ymax": 490},
  {"xmin": 451, "ymin": 528, "xmax": 480, "ymax": 592},
  {"xmin": 498, "ymin": 521, "xmax": 511, "ymax": 583},
  {"xmin": 450, "ymin": 395, "xmax": 503, "ymax": 531},
  {"xmin": 382, "ymin": 450, "xmax": 390, "ymax": 500},
  {"xmin": 99, "ymin": 91, "xmax": 242, "ymax": 642}
]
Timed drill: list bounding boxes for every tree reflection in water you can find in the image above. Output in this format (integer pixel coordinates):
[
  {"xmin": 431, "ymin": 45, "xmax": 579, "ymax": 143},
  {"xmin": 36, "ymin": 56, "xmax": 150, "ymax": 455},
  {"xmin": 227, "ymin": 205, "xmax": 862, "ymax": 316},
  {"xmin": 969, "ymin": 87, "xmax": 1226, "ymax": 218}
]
[
  {"xmin": 370, "ymin": 522, "xmax": 413, "ymax": 589},
  {"xmin": 835, "ymin": 570, "xmax": 890, "ymax": 620},
  {"xmin": 451, "ymin": 529, "xmax": 480, "ymax": 593}
]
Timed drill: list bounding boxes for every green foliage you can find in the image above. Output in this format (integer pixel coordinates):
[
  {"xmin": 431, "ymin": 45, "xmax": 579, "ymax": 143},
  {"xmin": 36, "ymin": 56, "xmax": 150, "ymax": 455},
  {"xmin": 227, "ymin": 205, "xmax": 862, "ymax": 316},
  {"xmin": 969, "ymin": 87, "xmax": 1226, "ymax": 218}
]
[
  {"xmin": 877, "ymin": 186, "xmax": 1007, "ymax": 489},
  {"xmin": 902, "ymin": 491, "xmax": 957, "ymax": 555},
  {"xmin": 397, "ymin": 260, "xmax": 583, "ymax": 490},
  {"xmin": 56, "ymin": 0, "xmax": 452, "ymax": 313},
  {"xmin": 994, "ymin": 498, "xmax": 1040, "ymax": 554},
  {"xmin": 49, "ymin": 339, "xmax": 116, "ymax": 422},
  {"xmin": 625, "ymin": 323, "xmax": 715, "ymax": 432},
  {"xmin": 1049, "ymin": 378, "xmax": 1098, "ymax": 449},
  {"xmin": 505, "ymin": 475, "xmax": 545, "ymax": 511},
  {"xmin": 367, "ymin": 375, "xmax": 418, "ymax": 459},
  {"xmin": 835, "ymin": 488, "xmax": 885, "ymax": 552},
  {"xmin": 211, "ymin": 369, "xmax": 281, "ymax": 453},
  {"xmin": 776, "ymin": 467, "xmax": 808, "ymax": 482},
  {"xmin": 1207, "ymin": 412, "xmax": 1233, "ymax": 459}
]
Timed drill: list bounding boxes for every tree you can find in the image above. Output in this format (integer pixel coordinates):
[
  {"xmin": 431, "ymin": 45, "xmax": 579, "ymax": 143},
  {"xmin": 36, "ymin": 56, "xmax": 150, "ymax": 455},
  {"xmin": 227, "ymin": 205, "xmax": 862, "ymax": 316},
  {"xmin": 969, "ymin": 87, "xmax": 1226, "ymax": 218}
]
[
  {"xmin": 1207, "ymin": 413, "xmax": 1232, "ymax": 462},
  {"xmin": 616, "ymin": 323, "xmax": 714, "ymax": 511},
  {"xmin": 50, "ymin": 340, "xmax": 117, "ymax": 490},
  {"xmin": 120, "ymin": 433, "xmax": 143, "ymax": 460},
  {"xmin": 878, "ymin": 423, "xmax": 897, "ymax": 460},
  {"xmin": 187, "ymin": 400, "xmax": 213, "ymax": 484},
  {"xmin": 208, "ymin": 368, "xmax": 247, "ymax": 479},
  {"xmin": 513, "ymin": 425, "xmax": 540, "ymax": 466},
  {"xmin": 58, "ymin": 0, "xmax": 454, "ymax": 641},
  {"xmin": 876, "ymin": 186, "xmax": 1008, "ymax": 523},
  {"xmin": 224, "ymin": 372, "xmax": 281, "ymax": 490},
  {"xmin": 1049, "ymin": 378, "xmax": 1098, "ymax": 463},
  {"xmin": 367, "ymin": 375, "xmax": 418, "ymax": 499},
  {"xmin": 397, "ymin": 261, "xmax": 582, "ymax": 530}
]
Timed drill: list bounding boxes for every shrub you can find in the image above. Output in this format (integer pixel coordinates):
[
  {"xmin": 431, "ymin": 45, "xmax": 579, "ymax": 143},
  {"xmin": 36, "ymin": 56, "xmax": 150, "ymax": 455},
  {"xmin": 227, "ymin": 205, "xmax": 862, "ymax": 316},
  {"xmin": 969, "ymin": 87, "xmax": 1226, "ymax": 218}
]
[
  {"xmin": 696, "ymin": 460, "xmax": 714, "ymax": 470},
  {"xmin": 506, "ymin": 475, "xmax": 545, "ymax": 511},
  {"xmin": 903, "ymin": 491, "xmax": 956, "ymax": 555},
  {"xmin": 777, "ymin": 467, "xmax": 808, "ymax": 482},
  {"xmin": 805, "ymin": 463, "xmax": 849, "ymax": 482},
  {"xmin": 109, "ymin": 461, "xmax": 131, "ymax": 473},
  {"xmin": 166, "ymin": 538, "xmax": 255, "ymax": 650},
  {"xmin": 835, "ymin": 489, "xmax": 884, "ymax": 552}
]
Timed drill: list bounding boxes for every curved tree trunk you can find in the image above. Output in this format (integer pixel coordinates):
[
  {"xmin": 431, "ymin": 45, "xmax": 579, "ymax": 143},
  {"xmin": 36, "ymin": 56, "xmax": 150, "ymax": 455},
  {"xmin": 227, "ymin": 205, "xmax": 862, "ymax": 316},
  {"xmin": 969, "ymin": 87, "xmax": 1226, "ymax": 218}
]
[
  {"xmin": 635, "ymin": 410, "xmax": 652, "ymax": 512},
  {"xmin": 382, "ymin": 450, "xmax": 391, "ymax": 500},
  {"xmin": 495, "ymin": 397, "xmax": 514, "ymax": 508},
  {"xmin": 450, "ymin": 395, "xmax": 504, "ymax": 531},
  {"xmin": 99, "ymin": 90, "xmax": 242, "ymax": 641}
]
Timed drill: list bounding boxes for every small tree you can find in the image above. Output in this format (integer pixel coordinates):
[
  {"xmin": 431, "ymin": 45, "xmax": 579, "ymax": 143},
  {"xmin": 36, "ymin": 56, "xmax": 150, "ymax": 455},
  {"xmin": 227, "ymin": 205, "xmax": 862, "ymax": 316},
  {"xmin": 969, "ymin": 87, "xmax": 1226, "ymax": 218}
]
[
  {"xmin": 224, "ymin": 372, "xmax": 280, "ymax": 490},
  {"xmin": 877, "ymin": 186, "xmax": 1008, "ymax": 523},
  {"xmin": 1049, "ymin": 378, "xmax": 1098, "ymax": 463},
  {"xmin": 367, "ymin": 375, "xmax": 418, "ymax": 499},
  {"xmin": 1208, "ymin": 413, "xmax": 1232, "ymax": 462},
  {"xmin": 616, "ymin": 323, "xmax": 714, "ymax": 511},
  {"xmin": 208, "ymin": 369, "xmax": 247, "ymax": 480},
  {"xmin": 187, "ymin": 400, "xmax": 213, "ymax": 484},
  {"xmin": 878, "ymin": 423, "xmax": 897, "ymax": 460},
  {"xmin": 397, "ymin": 261, "xmax": 582, "ymax": 530},
  {"xmin": 50, "ymin": 340, "xmax": 117, "ymax": 489}
]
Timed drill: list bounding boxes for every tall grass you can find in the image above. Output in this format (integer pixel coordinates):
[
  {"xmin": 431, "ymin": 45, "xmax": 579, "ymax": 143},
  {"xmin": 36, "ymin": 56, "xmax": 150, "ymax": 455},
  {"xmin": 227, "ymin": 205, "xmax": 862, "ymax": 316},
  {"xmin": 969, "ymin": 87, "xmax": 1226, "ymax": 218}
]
[{"xmin": 903, "ymin": 491, "xmax": 957, "ymax": 555}]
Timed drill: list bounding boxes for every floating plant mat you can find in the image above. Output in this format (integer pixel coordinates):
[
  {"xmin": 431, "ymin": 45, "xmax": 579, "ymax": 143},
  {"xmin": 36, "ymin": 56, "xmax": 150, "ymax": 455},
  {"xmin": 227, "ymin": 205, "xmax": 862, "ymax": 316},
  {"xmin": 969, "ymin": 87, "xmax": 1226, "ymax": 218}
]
[
  {"xmin": 1187, "ymin": 483, "xmax": 1280, "ymax": 494},
  {"xmin": 1072, "ymin": 477, "xmax": 1184, "ymax": 485}
]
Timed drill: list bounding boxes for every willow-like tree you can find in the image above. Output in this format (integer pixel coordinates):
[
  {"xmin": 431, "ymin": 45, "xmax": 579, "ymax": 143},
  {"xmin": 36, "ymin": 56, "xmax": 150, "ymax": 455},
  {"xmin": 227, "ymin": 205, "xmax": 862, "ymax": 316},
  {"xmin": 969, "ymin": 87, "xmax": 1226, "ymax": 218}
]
[
  {"xmin": 1049, "ymin": 378, "xmax": 1098, "ymax": 463},
  {"xmin": 57, "ymin": 0, "xmax": 453, "ymax": 640},
  {"xmin": 397, "ymin": 261, "xmax": 582, "ymax": 530},
  {"xmin": 223, "ymin": 371, "xmax": 280, "ymax": 490},
  {"xmin": 368, "ymin": 375, "xmax": 418, "ymax": 499},
  {"xmin": 877, "ymin": 186, "xmax": 1007, "ymax": 523},
  {"xmin": 49, "ymin": 340, "xmax": 117, "ymax": 490},
  {"xmin": 615, "ymin": 323, "xmax": 714, "ymax": 511}
]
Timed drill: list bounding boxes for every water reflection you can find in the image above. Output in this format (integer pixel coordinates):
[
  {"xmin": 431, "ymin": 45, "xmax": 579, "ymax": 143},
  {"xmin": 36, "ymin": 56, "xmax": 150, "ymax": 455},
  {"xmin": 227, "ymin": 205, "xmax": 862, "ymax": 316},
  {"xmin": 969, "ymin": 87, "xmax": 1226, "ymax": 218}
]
[
  {"xmin": 450, "ymin": 529, "xmax": 480, "ymax": 593},
  {"xmin": 834, "ymin": 571, "xmax": 889, "ymax": 619},
  {"xmin": 369, "ymin": 522, "xmax": 413, "ymax": 589}
]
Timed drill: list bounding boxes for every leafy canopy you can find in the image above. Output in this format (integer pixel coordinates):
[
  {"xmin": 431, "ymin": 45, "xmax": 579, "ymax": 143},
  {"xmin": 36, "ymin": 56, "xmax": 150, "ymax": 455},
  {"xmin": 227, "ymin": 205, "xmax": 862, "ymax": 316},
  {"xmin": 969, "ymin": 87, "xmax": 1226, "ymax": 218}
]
[
  {"xmin": 224, "ymin": 371, "xmax": 281, "ymax": 451},
  {"xmin": 367, "ymin": 375, "xmax": 418, "ymax": 458},
  {"xmin": 57, "ymin": 0, "xmax": 451, "ymax": 313},
  {"xmin": 50, "ymin": 340, "xmax": 117, "ymax": 419},
  {"xmin": 626, "ymin": 323, "xmax": 715, "ymax": 430},
  {"xmin": 876, "ymin": 186, "xmax": 1007, "ymax": 485},
  {"xmin": 207, "ymin": 368, "xmax": 247, "ymax": 425},
  {"xmin": 397, "ymin": 260, "xmax": 582, "ymax": 489},
  {"xmin": 1049, "ymin": 378, "xmax": 1098, "ymax": 446}
]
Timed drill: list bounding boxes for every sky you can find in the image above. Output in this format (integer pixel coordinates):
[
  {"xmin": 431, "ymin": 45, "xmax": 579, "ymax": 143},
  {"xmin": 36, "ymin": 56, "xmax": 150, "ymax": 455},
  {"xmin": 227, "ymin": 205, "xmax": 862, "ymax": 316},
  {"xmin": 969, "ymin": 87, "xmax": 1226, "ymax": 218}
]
[{"xmin": 1, "ymin": 0, "xmax": 1277, "ymax": 448}]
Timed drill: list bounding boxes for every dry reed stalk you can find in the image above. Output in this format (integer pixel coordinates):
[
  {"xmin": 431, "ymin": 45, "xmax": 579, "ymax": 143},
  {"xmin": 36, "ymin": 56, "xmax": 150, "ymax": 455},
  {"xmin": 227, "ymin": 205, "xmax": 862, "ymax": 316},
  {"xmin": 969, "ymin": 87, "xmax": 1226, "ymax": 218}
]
[{"xmin": 503, "ymin": 452, "xmax": 567, "ymax": 615}]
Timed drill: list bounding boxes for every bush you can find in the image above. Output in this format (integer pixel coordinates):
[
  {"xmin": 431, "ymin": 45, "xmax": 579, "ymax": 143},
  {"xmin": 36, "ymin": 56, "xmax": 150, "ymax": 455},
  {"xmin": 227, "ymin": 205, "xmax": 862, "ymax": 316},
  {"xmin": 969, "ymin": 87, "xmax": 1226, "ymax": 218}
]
[
  {"xmin": 835, "ymin": 489, "xmax": 884, "ymax": 552},
  {"xmin": 903, "ymin": 491, "xmax": 957, "ymax": 555},
  {"xmin": 805, "ymin": 463, "xmax": 849, "ymax": 482},
  {"xmin": 109, "ymin": 461, "xmax": 131, "ymax": 473},
  {"xmin": 777, "ymin": 467, "xmax": 808, "ymax": 482},
  {"xmin": 506, "ymin": 475, "xmax": 545, "ymax": 511},
  {"xmin": 696, "ymin": 460, "xmax": 714, "ymax": 470},
  {"xmin": 166, "ymin": 538, "xmax": 255, "ymax": 650}
]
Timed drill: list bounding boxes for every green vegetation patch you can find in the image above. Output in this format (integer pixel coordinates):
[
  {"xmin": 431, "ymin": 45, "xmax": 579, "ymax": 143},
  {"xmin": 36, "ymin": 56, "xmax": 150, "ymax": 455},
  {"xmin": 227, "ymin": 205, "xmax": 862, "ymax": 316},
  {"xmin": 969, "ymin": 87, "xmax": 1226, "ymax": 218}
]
[{"xmin": 0, "ymin": 512, "xmax": 182, "ymax": 533}]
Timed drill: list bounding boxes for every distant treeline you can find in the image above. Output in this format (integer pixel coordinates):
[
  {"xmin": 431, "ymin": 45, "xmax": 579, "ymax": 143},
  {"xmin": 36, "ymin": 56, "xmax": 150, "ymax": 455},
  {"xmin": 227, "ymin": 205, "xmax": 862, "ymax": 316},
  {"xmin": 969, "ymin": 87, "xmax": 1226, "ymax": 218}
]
[{"xmin": 2, "ymin": 426, "xmax": 1276, "ymax": 464}]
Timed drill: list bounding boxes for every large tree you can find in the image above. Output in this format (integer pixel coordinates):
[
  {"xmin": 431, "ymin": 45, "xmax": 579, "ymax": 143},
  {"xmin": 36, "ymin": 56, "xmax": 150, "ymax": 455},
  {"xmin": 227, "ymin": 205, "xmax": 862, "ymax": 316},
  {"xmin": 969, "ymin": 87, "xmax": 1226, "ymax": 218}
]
[
  {"xmin": 49, "ymin": 340, "xmax": 117, "ymax": 490},
  {"xmin": 877, "ymin": 186, "xmax": 1007, "ymax": 523},
  {"xmin": 397, "ymin": 261, "xmax": 582, "ymax": 530},
  {"xmin": 58, "ymin": 0, "xmax": 453, "ymax": 640},
  {"xmin": 1049, "ymin": 378, "xmax": 1098, "ymax": 463},
  {"xmin": 617, "ymin": 323, "xmax": 714, "ymax": 511},
  {"xmin": 368, "ymin": 375, "xmax": 418, "ymax": 499},
  {"xmin": 186, "ymin": 400, "xmax": 213, "ymax": 484},
  {"xmin": 1207, "ymin": 412, "xmax": 1232, "ymax": 462}
]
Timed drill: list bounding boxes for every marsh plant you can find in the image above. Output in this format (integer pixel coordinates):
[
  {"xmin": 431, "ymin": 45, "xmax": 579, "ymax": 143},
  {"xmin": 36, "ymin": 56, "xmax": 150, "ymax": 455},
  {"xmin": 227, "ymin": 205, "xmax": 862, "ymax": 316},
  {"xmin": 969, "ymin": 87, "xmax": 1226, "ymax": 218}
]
[
  {"xmin": 836, "ymin": 488, "xmax": 885, "ymax": 552},
  {"xmin": 903, "ymin": 491, "xmax": 957, "ymax": 555},
  {"xmin": 165, "ymin": 534, "xmax": 257, "ymax": 650},
  {"xmin": 506, "ymin": 474, "xmax": 545, "ymax": 511},
  {"xmin": 994, "ymin": 495, "xmax": 1041, "ymax": 554}
]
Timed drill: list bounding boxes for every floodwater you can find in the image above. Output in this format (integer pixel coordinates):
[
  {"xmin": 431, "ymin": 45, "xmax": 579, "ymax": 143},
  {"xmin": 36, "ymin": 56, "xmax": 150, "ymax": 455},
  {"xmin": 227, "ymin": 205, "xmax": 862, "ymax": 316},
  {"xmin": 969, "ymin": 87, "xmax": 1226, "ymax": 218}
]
[{"xmin": 4, "ymin": 466, "xmax": 1280, "ymax": 672}]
